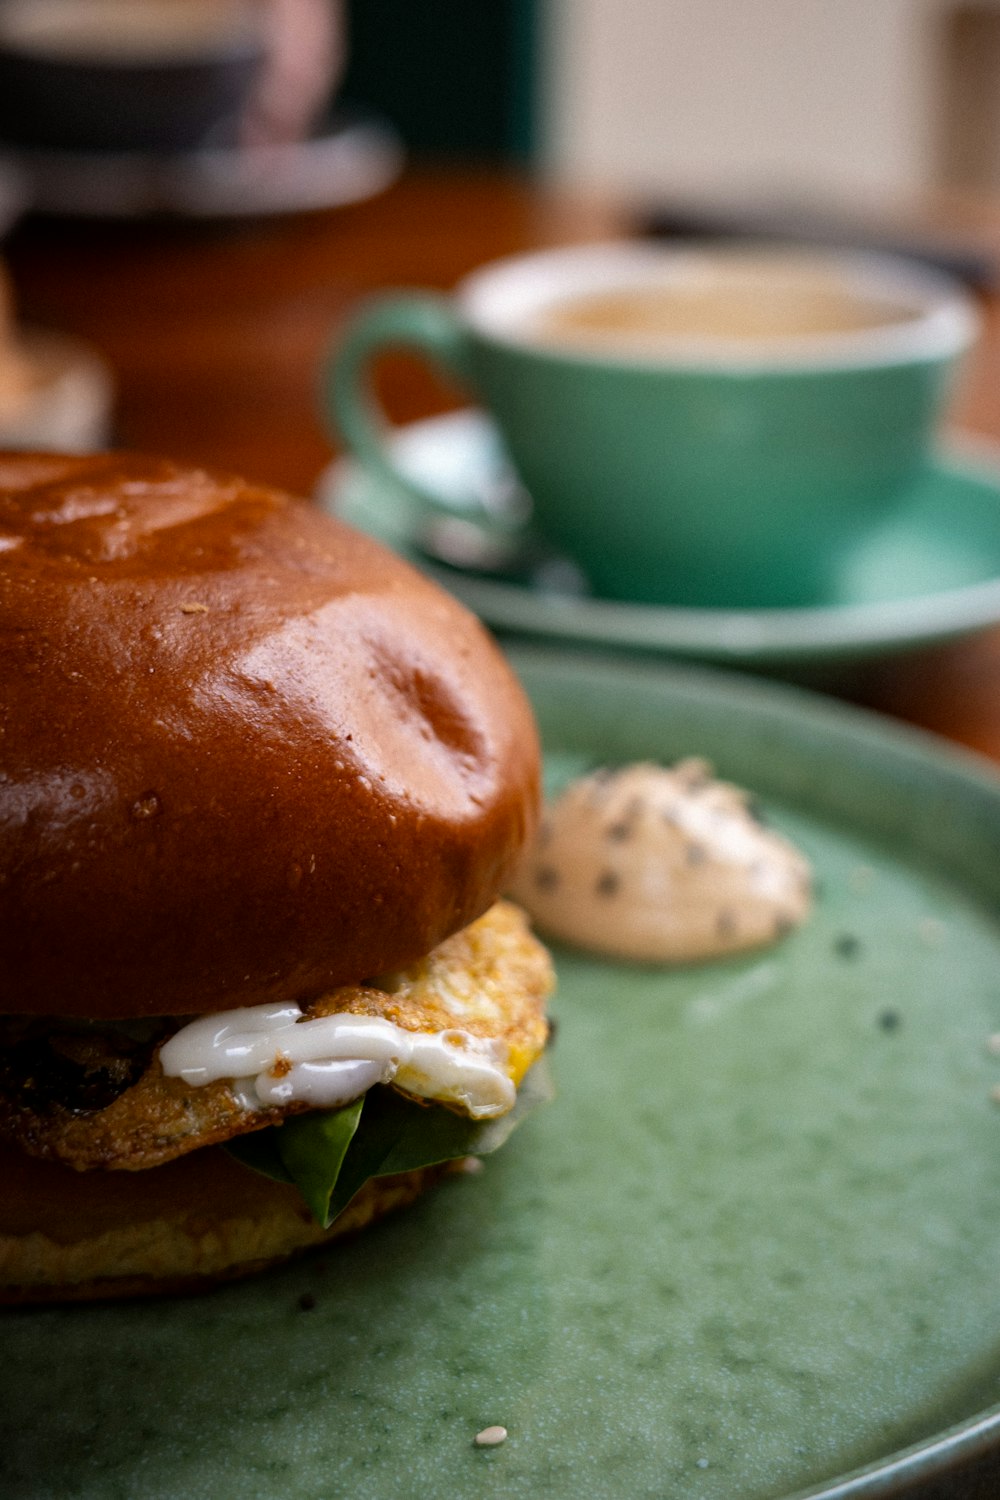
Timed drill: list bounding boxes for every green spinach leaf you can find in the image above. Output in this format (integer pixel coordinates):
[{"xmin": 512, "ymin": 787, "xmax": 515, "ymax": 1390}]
[{"xmin": 226, "ymin": 1057, "xmax": 554, "ymax": 1228}]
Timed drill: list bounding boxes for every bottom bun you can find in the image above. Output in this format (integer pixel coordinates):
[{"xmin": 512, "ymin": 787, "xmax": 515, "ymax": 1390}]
[{"xmin": 0, "ymin": 1145, "xmax": 443, "ymax": 1304}]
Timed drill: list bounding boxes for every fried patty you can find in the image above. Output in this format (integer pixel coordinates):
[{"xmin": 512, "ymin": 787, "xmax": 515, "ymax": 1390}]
[{"xmin": 0, "ymin": 901, "xmax": 552, "ymax": 1173}]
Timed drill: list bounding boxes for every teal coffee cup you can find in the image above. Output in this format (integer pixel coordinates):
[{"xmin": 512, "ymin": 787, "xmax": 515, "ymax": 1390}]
[{"xmin": 327, "ymin": 242, "xmax": 978, "ymax": 608}]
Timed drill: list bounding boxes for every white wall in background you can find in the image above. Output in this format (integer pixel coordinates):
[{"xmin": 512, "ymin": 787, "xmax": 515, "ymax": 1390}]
[{"xmin": 540, "ymin": 0, "xmax": 991, "ymax": 208}]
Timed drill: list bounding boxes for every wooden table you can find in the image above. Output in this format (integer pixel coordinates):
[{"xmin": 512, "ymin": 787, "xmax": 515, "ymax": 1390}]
[
  {"xmin": 3, "ymin": 168, "xmax": 621, "ymax": 491},
  {"xmin": 6, "ymin": 168, "xmax": 1000, "ymax": 1497}
]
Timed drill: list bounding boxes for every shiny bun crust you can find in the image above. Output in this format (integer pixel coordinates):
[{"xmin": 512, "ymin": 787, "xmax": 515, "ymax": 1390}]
[
  {"xmin": 0, "ymin": 452, "xmax": 540, "ymax": 1018},
  {"xmin": 0, "ymin": 1144, "xmax": 446, "ymax": 1302}
]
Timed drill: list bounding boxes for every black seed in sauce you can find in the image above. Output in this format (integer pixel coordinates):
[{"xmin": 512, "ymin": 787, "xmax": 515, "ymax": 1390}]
[
  {"xmin": 745, "ymin": 797, "xmax": 767, "ymax": 826},
  {"xmin": 716, "ymin": 908, "xmax": 737, "ymax": 939},
  {"xmin": 595, "ymin": 869, "xmax": 620, "ymax": 898},
  {"xmin": 676, "ymin": 760, "xmax": 711, "ymax": 791},
  {"xmin": 606, "ymin": 820, "xmax": 633, "ymax": 842},
  {"xmin": 535, "ymin": 864, "xmax": 560, "ymax": 892},
  {"xmin": 773, "ymin": 912, "xmax": 794, "ymax": 939},
  {"xmin": 298, "ymin": 1292, "xmax": 317, "ymax": 1312},
  {"xmin": 686, "ymin": 842, "xmax": 707, "ymax": 867},
  {"xmin": 587, "ymin": 766, "xmax": 616, "ymax": 801}
]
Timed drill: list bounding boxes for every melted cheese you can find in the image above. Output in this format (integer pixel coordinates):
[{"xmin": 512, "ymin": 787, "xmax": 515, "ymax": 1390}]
[{"xmin": 159, "ymin": 1002, "xmax": 515, "ymax": 1119}]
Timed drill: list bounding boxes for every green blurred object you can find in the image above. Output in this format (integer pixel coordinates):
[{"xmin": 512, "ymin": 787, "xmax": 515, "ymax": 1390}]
[
  {"xmin": 319, "ymin": 412, "xmax": 1000, "ymax": 675},
  {"xmin": 325, "ymin": 249, "xmax": 977, "ymax": 610},
  {"xmin": 340, "ymin": 0, "xmax": 538, "ymax": 161}
]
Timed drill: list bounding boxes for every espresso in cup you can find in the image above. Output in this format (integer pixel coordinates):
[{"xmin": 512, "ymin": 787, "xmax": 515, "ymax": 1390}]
[
  {"xmin": 328, "ymin": 243, "xmax": 978, "ymax": 609},
  {"xmin": 0, "ymin": 0, "xmax": 256, "ymax": 61},
  {"xmin": 0, "ymin": 0, "xmax": 264, "ymax": 153},
  {"xmin": 530, "ymin": 259, "xmax": 919, "ymax": 352}
]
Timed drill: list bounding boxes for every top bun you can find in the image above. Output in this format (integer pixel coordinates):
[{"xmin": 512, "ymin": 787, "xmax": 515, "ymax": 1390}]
[{"xmin": 0, "ymin": 452, "xmax": 540, "ymax": 1018}]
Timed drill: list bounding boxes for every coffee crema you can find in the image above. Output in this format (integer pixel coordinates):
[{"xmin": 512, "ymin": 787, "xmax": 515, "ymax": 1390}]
[
  {"xmin": 0, "ymin": 0, "xmax": 255, "ymax": 61},
  {"xmin": 530, "ymin": 275, "xmax": 919, "ymax": 351}
]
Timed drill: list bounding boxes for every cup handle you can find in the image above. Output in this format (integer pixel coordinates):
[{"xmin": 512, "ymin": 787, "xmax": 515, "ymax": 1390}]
[{"xmin": 325, "ymin": 292, "xmax": 517, "ymax": 539}]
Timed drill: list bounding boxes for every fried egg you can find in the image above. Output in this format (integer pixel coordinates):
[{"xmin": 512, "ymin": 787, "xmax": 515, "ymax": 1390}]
[{"xmin": 0, "ymin": 901, "xmax": 553, "ymax": 1173}]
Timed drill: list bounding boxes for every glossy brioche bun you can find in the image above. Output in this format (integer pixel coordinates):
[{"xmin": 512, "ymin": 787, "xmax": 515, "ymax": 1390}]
[
  {"xmin": 0, "ymin": 1144, "xmax": 446, "ymax": 1302},
  {"xmin": 0, "ymin": 451, "xmax": 540, "ymax": 1018}
]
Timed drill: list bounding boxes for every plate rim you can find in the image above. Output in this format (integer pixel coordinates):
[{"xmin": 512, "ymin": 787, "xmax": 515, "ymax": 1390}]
[{"xmin": 784, "ymin": 1405, "xmax": 1000, "ymax": 1500}]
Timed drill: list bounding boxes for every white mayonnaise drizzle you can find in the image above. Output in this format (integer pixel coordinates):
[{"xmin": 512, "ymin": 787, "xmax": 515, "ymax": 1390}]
[{"xmin": 159, "ymin": 1002, "xmax": 515, "ymax": 1119}]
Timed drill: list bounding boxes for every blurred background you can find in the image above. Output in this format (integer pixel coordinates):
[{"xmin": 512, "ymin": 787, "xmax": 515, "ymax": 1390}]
[
  {"xmin": 543, "ymin": 0, "xmax": 1000, "ymax": 206},
  {"xmin": 0, "ymin": 1, "xmax": 997, "ymax": 540},
  {"xmin": 1, "ymin": 3, "xmax": 1000, "ymax": 687},
  {"xmin": 338, "ymin": 0, "xmax": 1000, "ymax": 206},
  {"xmin": 5, "ymin": 1, "xmax": 1000, "ymax": 218},
  {"xmin": 333, "ymin": 0, "xmax": 1000, "ymax": 204}
]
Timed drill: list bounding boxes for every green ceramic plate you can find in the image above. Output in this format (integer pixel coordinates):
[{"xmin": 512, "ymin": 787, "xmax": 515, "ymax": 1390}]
[
  {"xmin": 6, "ymin": 648, "xmax": 1000, "ymax": 1500},
  {"xmin": 318, "ymin": 411, "xmax": 1000, "ymax": 667}
]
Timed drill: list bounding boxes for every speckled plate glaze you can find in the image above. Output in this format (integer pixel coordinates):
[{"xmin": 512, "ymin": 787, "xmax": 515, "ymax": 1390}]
[
  {"xmin": 318, "ymin": 411, "xmax": 1000, "ymax": 668},
  {"xmin": 7, "ymin": 648, "xmax": 1000, "ymax": 1500}
]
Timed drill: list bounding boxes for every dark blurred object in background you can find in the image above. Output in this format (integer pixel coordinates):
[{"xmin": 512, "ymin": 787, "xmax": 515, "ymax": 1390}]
[
  {"xmin": 639, "ymin": 195, "xmax": 999, "ymax": 293},
  {"xmin": 0, "ymin": 1, "xmax": 402, "ymax": 221},
  {"xmin": 0, "ymin": 0, "xmax": 345, "ymax": 155},
  {"xmin": 0, "ymin": 0, "xmax": 267, "ymax": 153},
  {"xmin": 339, "ymin": 0, "xmax": 538, "ymax": 163}
]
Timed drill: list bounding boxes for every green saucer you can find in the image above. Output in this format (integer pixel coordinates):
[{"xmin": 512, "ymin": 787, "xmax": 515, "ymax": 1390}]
[
  {"xmin": 6, "ymin": 649, "xmax": 1000, "ymax": 1498},
  {"xmin": 320, "ymin": 411, "xmax": 1000, "ymax": 667}
]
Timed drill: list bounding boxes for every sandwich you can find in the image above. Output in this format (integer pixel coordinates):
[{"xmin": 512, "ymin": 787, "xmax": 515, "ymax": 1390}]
[{"xmin": 0, "ymin": 450, "xmax": 553, "ymax": 1301}]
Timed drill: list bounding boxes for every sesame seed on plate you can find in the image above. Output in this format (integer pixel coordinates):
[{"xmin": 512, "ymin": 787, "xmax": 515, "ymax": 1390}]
[{"xmin": 474, "ymin": 1425, "xmax": 508, "ymax": 1447}]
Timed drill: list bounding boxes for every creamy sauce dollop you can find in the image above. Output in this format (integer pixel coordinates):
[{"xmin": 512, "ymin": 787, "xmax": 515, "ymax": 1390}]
[{"xmin": 509, "ymin": 760, "xmax": 812, "ymax": 963}]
